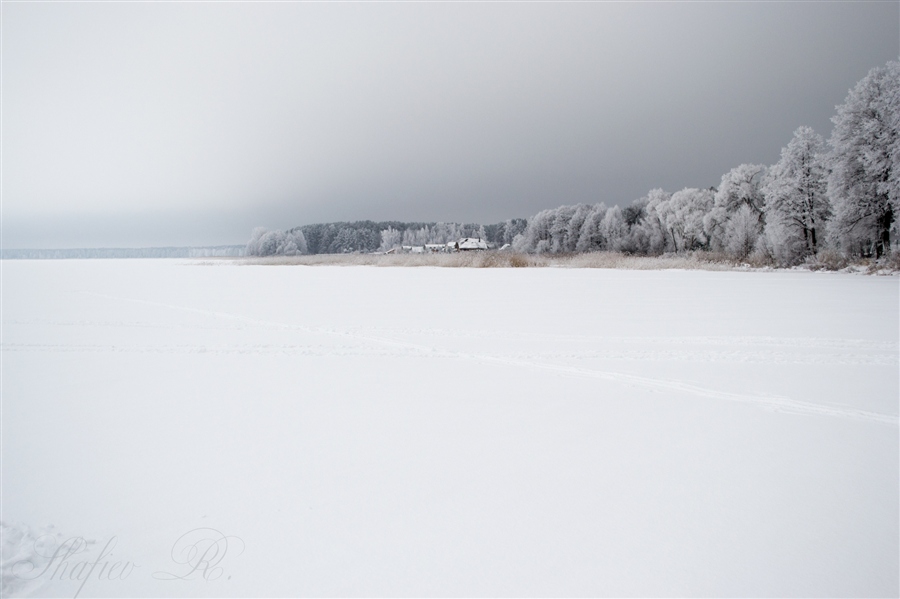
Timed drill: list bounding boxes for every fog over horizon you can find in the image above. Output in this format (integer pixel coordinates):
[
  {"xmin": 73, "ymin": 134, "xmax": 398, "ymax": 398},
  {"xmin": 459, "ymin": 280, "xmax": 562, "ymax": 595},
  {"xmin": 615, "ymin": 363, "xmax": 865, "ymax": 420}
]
[{"xmin": 3, "ymin": 2, "xmax": 899, "ymax": 249}]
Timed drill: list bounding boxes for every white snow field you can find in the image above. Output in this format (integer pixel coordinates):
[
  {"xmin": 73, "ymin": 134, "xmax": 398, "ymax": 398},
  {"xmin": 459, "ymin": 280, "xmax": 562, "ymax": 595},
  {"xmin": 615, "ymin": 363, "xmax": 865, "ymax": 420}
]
[{"xmin": 2, "ymin": 259, "xmax": 897, "ymax": 597}]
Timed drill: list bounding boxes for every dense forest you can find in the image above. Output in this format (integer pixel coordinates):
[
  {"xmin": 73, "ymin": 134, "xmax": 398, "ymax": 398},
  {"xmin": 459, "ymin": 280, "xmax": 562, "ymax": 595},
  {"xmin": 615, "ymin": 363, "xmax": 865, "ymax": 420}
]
[
  {"xmin": 248, "ymin": 60, "xmax": 899, "ymax": 265},
  {"xmin": 246, "ymin": 220, "xmax": 528, "ymax": 256}
]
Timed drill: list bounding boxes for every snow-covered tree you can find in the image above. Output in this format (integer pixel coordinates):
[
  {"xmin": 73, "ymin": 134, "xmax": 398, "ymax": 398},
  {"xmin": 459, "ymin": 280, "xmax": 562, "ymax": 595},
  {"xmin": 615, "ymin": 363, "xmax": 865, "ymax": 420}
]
[
  {"xmin": 564, "ymin": 204, "xmax": 592, "ymax": 253},
  {"xmin": 549, "ymin": 205, "xmax": 577, "ymax": 252},
  {"xmin": 379, "ymin": 227, "xmax": 402, "ymax": 251},
  {"xmin": 715, "ymin": 164, "xmax": 768, "ymax": 215},
  {"xmin": 827, "ymin": 59, "xmax": 900, "ymax": 257},
  {"xmin": 257, "ymin": 230, "xmax": 282, "ymax": 256},
  {"xmin": 401, "ymin": 226, "xmax": 430, "ymax": 247},
  {"xmin": 637, "ymin": 189, "xmax": 673, "ymax": 253},
  {"xmin": 575, "ymin": 204, "xmax": 608, "ymax": 252},
  {"xmin": 725, "ymin": 205, "xmax": 761, "ymax": 259},
  {"xmin": 763, "ymin": 126, "xmax": 830, "ymax": 264},
  {"xmin": 513, "ymin": 208, "xmax": 554, "ymax": 252},
  {"xmin": 707, "ymin": 164, "xmax": 767, "ymax": 254},
  {"xmin": 702, "ymin": 204, "xmax": 728, "ymax": 253},
  {"xmin": 667, "ymin": 187, "xmax": 715, "ymax": 252},
  {"xmin": 600, "ymin": 205, "xmax": 629, "ymax": 251},
  {"xmin": 498, "ymin": 219, "xmax": 528, "ymax": 245},
  {"xmin": 291, "ymin": 229, "xmax": 308, "ymax": 254},
  {"xmin": 246, "ymin": 227, "xmax": 308, "ymax": 256},
  {"xmin": 246, "ymin": 227, "xmax": 268, "ymax": 256}
]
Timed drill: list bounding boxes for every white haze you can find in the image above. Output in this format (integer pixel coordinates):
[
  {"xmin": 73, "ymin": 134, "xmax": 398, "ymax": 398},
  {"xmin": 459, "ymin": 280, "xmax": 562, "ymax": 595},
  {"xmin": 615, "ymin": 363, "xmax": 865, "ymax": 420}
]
[{"xmin": 3, "ymin": 2, "xmax": 899, "ymax": 248}]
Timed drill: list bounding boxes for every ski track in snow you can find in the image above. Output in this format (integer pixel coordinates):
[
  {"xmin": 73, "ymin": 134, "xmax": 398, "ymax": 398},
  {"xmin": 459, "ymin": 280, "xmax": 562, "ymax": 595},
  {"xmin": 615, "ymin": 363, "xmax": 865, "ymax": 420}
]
[
  {"xmin": 2, "ymin": 342, "xmax": 428, "ymax": 358},
  {"xmin": 8, "ymin": 318, "xmax": 899, "ymax": 352},
  {"xmin": 15, "ymin": 291, "xmax": 896, "ymax": 427},
  {"xmin": 337, "ymin": 327, "xmax": 900, "ymax": 351},
  {"xmin": 3, "ymin": 342, "xmax": 897, "ymax": 366}
]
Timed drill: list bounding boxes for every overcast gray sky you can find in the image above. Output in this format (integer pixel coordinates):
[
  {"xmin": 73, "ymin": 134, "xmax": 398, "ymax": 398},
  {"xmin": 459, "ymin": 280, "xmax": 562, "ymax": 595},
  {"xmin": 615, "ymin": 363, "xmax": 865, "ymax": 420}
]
[{"xmin": 3, "ymin": 1, "xmax": 898, "ymax": 248}]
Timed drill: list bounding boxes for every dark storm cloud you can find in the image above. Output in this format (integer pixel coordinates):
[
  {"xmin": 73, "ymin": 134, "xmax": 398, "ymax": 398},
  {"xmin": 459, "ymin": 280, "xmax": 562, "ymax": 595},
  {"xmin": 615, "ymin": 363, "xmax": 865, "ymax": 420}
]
[{"xmin": 3, "ymin": 2, "xmax": 898, "ymax": 247}]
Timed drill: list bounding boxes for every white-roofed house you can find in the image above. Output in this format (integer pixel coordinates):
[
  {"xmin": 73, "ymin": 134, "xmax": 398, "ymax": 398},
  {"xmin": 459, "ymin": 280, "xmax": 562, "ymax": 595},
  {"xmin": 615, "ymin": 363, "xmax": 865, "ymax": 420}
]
[{"xmin": 453, "ymin": 238, "xmax": 488, "ymax": 251}]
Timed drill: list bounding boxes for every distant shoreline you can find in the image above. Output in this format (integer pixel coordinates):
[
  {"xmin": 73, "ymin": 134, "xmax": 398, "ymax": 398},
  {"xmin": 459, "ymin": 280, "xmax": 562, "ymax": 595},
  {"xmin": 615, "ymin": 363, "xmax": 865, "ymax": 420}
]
[
  {"xmin": 218, "ymin": 250, "xmax": 900, "ymax": 275},
  {"xmin": 0, "ymin": 245, "xmax": 246, "ymax": 259},
  {"xmin": 4, "ymin": 247, "xmax": 897, "ymax": 275}
]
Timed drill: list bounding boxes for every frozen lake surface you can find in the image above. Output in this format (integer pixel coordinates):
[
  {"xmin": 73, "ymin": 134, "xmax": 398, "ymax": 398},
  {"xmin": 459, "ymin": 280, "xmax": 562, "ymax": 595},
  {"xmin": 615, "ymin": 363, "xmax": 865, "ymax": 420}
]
[{"xmin": 2, "ymin": 259, "xmax": 898, "ymax": 596}]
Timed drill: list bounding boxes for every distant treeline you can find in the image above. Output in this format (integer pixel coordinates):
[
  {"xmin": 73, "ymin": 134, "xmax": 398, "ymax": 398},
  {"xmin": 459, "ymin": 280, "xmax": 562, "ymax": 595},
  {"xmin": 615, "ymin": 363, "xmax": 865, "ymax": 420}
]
[
  {"xmin": 247, "ymin": 220, "xmax": 528, "ymax": 256},
  {"xmin": 2, "ymin": 246, "xmax": 246, "ymax": 260},
  {"xmin": 250, "ymin": 59, "xmax": 899, "ymax": 264}
]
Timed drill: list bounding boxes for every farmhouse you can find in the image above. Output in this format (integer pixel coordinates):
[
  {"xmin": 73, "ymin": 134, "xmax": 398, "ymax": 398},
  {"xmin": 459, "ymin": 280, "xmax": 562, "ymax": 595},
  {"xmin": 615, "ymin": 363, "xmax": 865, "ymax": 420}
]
[{"xmin": 452, "ymin": 238, "xmax": 488, "ymax": 251}]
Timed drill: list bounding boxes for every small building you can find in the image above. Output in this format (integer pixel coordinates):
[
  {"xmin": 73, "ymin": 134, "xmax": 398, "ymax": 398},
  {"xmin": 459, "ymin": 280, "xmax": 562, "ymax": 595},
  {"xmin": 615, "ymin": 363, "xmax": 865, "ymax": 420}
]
[{"xmin": 455, "ymin": 237, "xmax": 488, "ymax": 251}]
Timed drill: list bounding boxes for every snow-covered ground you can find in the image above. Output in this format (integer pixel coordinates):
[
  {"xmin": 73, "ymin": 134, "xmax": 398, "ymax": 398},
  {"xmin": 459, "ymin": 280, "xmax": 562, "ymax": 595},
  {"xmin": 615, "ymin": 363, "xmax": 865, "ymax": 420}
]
[{"xmin": 2, "ymin": 259, "xmax": 897, "ymax": 597}]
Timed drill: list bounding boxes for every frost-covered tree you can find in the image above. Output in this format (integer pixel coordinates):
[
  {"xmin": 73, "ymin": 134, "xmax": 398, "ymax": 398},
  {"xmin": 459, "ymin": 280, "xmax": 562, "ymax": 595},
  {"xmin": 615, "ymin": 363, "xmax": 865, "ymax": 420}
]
[
  {"xmin": 330, "ymin": 227, "xmax": 360, "ymax": 252},
  {"xmin": 618, "ymin": 199, "xmax": 650, "ymax": 253},
  {"xmin": 763, "ymin": 126, "xmax": 830, "ymax": 264},
  {"xmin": 636, "ymin": 189, "xmax": 672, "ymax": 253},
  {"xmin": 246, "ymin": 227, "xmax": 307, "ymax": 256},
  {"xmin": 379, "ymin": 227, "xmax": 402, "ymax": 251},
  {"xmin": 715, "ymin": 164, "xmax": 768, "ymax": 215},
  {"xmin": 725, "ymin": 205, "xmax": 761, "ymax": 259},
  {"xmin": 667, "ymin": 188, "xmax": 715, "ymax": 252},
  {"xmin": 707, "ymin": 164, "xmax": 767, "ymax": 254},
  {"xmin": 827, "ymin": 60, "xmax": 900, "ymax": 257},
  {"xmin": 702, "ymin": 204, "xmax": 728, "ymax": 253},
  {"xmin": 496, "ymin": 219, "xmax": 527, "ymax": 245},
  {"xmin": 575, "ymin": 204, "xmax": 609, "ymax": 252},
  {"xmin": 628, "ymin": 188, "xmax": 714, "ymax": 255},
  {"xmin": 431, "ymin": 223, "xmax": 465, "ymax": 243},
  {"xmin": 250, "ymin": 228, "xmax": 282, "ymax": 256},
  {"xmin": 246, "ymin": 227, "xmax": 268, "ymax": 256},
  {"xmin": 548, "ymin": 205, "xmax": 577, "ymax": 252},
  {"xmin": 402, "ymin": 227, "xmax": 430, "ymax": 247},
  {"xmin": 513, "ymin": 208, "xmax": 555, "ymax": 252},
  {"xmin": 290, "ymin": 229, "xmax": 309, "ymax": 255},
  {"xmin": 564, "ymin": 204, "xmax": 592, "ymax": 253},
  {"xmin": 514, "ymin": 204, "xmax": 611, "ymax": 253},
  {"xmin": 600, "ymin": 205, "xmax": 629, "ymax": 251}
]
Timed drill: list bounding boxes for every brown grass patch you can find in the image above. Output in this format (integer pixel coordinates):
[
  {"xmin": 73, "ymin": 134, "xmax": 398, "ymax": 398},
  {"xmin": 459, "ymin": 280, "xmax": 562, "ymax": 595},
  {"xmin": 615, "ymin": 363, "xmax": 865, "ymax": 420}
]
[{"xmin": 213, "ymin": 249, "xmax": 898, "ymax": 274}]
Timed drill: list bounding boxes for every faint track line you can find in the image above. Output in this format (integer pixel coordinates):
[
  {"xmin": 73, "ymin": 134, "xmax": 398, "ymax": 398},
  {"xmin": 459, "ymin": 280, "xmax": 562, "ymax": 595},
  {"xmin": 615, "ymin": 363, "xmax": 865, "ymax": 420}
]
[
  {"xmin": 455, "ymin": 353, "xmax": 899, "ymax": 426},
  {"xmin": 80, "ymin": 292, "xmax": 900, "ymax": 427}
]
